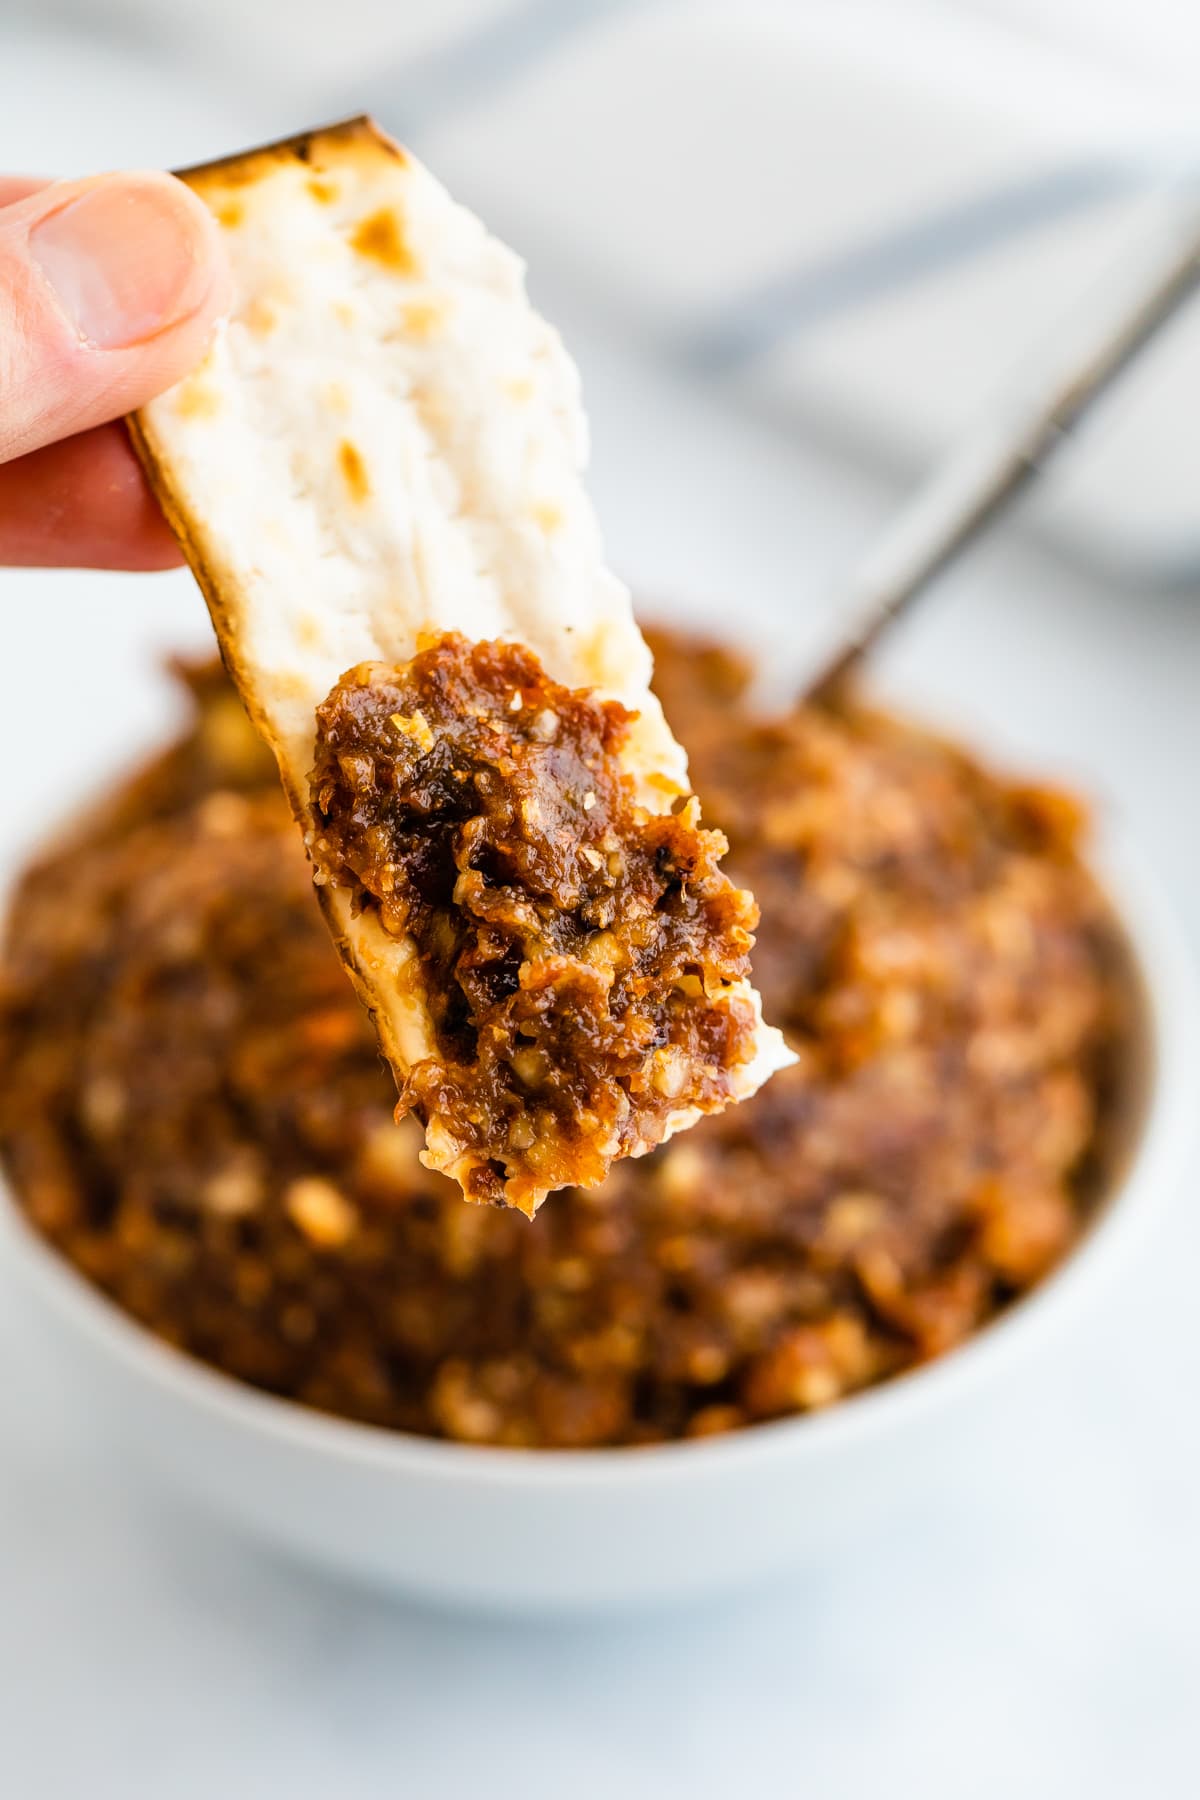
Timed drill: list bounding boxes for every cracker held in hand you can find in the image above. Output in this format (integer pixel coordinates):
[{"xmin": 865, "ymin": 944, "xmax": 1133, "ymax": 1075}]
[{"xmin": 131, "ymin": 117, "xmax": 793, "ymax": 1213}]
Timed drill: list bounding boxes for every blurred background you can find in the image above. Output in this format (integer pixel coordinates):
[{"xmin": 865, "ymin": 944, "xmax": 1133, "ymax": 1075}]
[
  {"xmin": 1, "ymin": 3, "xmax": 1199, "ymax": 1797},
  {"xmin": 11, "ymin": 0, "xmax": 1200, "ymax": 577}
]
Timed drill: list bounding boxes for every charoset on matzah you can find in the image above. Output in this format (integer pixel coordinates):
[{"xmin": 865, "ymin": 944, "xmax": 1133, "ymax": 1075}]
[{"xmin": 130, "ymin": 117, "xmax": 792, "ymax": 1213}]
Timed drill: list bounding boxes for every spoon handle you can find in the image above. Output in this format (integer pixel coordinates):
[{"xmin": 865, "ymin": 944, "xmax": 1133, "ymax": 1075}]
[{"xmin": 806, "ymin": 207, "xmax": 1200, "ymax": 705}]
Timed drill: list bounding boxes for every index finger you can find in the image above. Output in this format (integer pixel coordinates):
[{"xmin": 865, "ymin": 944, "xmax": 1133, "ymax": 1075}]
[
  {"xmin": 0, "ymin": 176, "xmax": 49, "ymax": 206},
  {"xmin": 0, "ymin": 422, "xmax": 184, "ymax": 569}
]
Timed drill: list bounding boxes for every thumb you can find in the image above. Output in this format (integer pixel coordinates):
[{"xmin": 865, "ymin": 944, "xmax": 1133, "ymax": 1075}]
[{"xmin": 0, "ymin": 170, "xmax": 231, "ymax": 465}]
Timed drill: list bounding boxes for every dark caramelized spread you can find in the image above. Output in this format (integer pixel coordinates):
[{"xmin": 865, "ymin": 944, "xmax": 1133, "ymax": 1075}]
[
  {"xmin": 0, "ymin": 632, "xmax": 1134, "ymax": 1446},
  {"xmin": 308, "ymin": 634, "xmax": 762, "ymax": 1210}
]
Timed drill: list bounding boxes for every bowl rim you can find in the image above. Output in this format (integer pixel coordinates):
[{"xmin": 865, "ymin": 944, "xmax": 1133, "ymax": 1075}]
[{"xmin": 2, "ymin": 818, "xmax": 1195, "ymax": 1493}]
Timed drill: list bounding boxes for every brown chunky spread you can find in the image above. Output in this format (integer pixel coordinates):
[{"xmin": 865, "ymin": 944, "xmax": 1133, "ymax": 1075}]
[
  {"xmin": 308, "ymin": 634, "xmax": 762, "ymax": 1211},
  {"xmin": 0, "ymin": 631, "xmax": 1135, "ymax": 1446}
]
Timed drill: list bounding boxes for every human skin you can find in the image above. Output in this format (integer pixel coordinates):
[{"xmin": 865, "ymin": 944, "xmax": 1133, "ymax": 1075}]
[{"xmin": 0, "ymin": 171, "xmax": 232, "ymax": 570}]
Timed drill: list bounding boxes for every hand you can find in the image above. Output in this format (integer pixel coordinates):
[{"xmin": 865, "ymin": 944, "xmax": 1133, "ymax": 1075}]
[{"xmin": 0, "ymin": 171, "xmax": 231, "ymax": 570}]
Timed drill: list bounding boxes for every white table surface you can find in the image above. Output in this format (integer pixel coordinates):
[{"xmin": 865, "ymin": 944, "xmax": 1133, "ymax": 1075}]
[{"xmin": 2, "ymin": 32, "xmax": 1199, "ymax": 1800}]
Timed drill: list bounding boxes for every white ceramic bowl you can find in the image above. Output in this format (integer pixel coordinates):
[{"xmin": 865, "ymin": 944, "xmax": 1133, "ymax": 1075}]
[{"xmin": 1, "ymin": 831, "xmax": 1194, "ymax": 1614}]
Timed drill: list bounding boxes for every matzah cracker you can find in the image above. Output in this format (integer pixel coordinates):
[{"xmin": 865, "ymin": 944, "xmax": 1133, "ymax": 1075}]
[{"xmin": 131, "ymin": 118, "xmax": 792, "ymax": 1212}]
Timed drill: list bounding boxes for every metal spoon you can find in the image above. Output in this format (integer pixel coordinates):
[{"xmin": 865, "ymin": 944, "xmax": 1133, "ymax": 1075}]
[{"xmin": 805, "ymin": 202, "xmax": 1200, "ymax": 706}]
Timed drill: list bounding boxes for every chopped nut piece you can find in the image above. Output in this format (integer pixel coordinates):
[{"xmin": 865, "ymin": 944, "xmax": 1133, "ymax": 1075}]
[
  {"xmin": 81, "ymin": 1076, "xmax": 126, "ymax": 1137},
  {"xmin": 388, "ymin": 709, "xmax": 434, "ymax": 754},
  {"xmin": 285, "ymin": 1176, "xmax": 359, "ymax": 1248},
  {"xmin": 204, "ymin": 1156, "xmax": 265, "ymax": 1218}
]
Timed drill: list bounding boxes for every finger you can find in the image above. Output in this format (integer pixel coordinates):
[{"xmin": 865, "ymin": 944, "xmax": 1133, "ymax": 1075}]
[
  {"xmin": 0, "ymin": 171, "xmax": 213, "ymax": 568},
  {"xmin": 0, "ymin": 177, "xmax": 49, "ymax": 207},
  {"xmin": 0, "ymin": 170, "xmax": 232, "ymax": 464},
  {"xmin": 0, "ymin": 422, "xmax": 183, "ymax": 570},
  {"xmin": 0, "ymin": 174, "xmax": 184, "ymax": 568}
]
